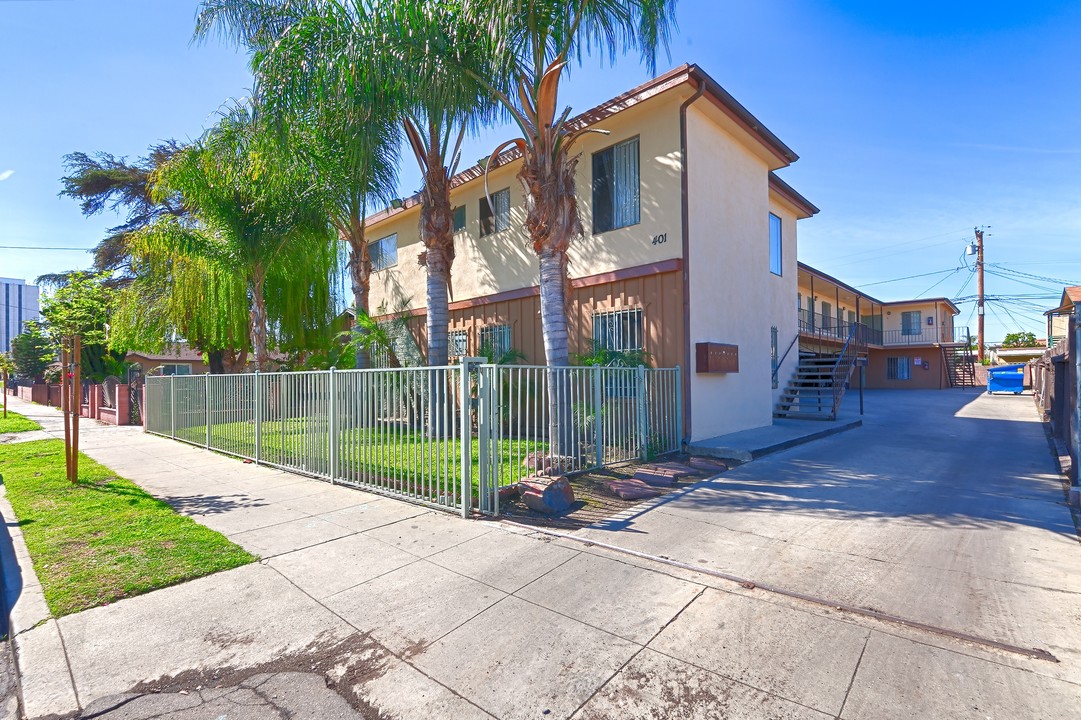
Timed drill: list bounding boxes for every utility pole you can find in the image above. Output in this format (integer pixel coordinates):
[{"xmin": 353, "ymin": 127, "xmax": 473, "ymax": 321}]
[{"xmin": 975, "ymin": 227, "xmax": 985, "ymax": 362}]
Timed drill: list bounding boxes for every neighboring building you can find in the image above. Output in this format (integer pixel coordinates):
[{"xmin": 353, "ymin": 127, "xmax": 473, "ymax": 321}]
[
  {"xmin": 0, "ymin": 277, "xmax": 40, "ymax": 353},
  {"xmin": 988, "ymin": 342, "xmax": 1046, "ymax": 366},
  {"xmin": 125, "ymin": 345, "xmax": 210, "ymax": 376},
  {"xmin": 364, "ymin": 64, "xmax": 817, "ymax": 441},
  {"xmin": 796, "ymin": 263, "xmax": 971, "ymax": 391},
  {"xmin": 1044, "ymin": 286, "xmax": 1080, "ymax": 346}
]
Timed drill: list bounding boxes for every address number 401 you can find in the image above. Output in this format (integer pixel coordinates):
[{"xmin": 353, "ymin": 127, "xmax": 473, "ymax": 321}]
[{"xmin": 651, "ymin": 233, "xmax": 667, "ymax": 245}]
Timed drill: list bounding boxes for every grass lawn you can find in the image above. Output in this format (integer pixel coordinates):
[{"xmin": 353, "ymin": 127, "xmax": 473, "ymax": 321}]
[
  {"xmin": 0, "ymin": 409, "xmax": 41, "ymax": 433},
  {"xmin": 0, "ymin": 440, "xmax": 255, "ymax": 617},
  {"xmin": 177, "ymin": 418, "xmax": 547, "ymax": 498}
]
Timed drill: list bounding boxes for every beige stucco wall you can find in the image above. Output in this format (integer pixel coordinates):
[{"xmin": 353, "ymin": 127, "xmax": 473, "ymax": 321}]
[
  {"xmin": 367, "ymin": 89, "xmax": 686, "ymax": 313},
  {"xmin": 685, "ymin": 103, "xmax": 798, "ymax": 441},
  {"xmin": 881, "ymin": 300, "xmax": 957, "ymax": 344}
]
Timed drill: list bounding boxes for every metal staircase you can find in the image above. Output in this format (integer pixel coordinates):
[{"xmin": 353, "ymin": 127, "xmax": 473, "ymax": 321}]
[
  {"xmin": 942, "ymin": 345, "xmax": 977, "ymax": 388},
  {"xmin": 774, "ymin": 326, "xmax": 862, "ymax": 421}
]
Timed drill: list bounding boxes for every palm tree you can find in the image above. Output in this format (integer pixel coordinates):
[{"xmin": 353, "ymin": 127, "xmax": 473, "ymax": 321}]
[
  {"xmin": 197, "ymin": 0, "xmax": 494, "ymax": 368},
  {"xmin": 144, "ymin": 106, "xmax": 341, "ymax": 370},
  {"xmin": 466, "ymin": 0, "xmax": 677, "ymax": 367}
]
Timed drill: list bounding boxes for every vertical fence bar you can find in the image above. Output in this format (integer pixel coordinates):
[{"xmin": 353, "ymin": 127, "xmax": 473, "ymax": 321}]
[
  {"xmin": 170, "ymin": 375, "xmax": 176, "ymax": 439},
  {"xmin": 459, "ymin": 358, "xmax": 476, "ymax": 518},
  {"xmin": 636, "ymin": 366, "xmax": 648, "ymax": 460},
  {"xmin": 254, "ymin": 371, "xmax": 262, "ymax": 465},
  {"xmin": 592, "ymin": 367, "xmax": 603, "ymax": 468},
  {"xmin": 675, "ymin": 365, "xmax": 684, "ymax": 451},
  {"xmin": 204, "ymin": 373, "xmax": 211, "ymax": 449},
  {"xmin": 328, "ymin": 367, "xmax": 337, "ymax": 483}
]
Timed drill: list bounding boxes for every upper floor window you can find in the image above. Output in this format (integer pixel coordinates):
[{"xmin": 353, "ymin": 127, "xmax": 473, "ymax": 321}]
[
  {"xmin": 480, "ymin": 189, "xmax": 510, "ymax": 236},
  {"xmin": 452, "ymin": 205, "xmax": 466, "ymax": 233},
  {"xmin": 592, "ymin": 137, "xmax": 640, "ymax": 234},
  {"xmin": 370, "ymin": 234, "xmax": 397, "ymax": 272},
  {"xmin": 479, "ymin": 324, "xmax": 512, "ymax": 361},
  {"xmin": 769, "ymin": 213, "xmax": 782, "ymax": 276},
  {"xmin": 593, "ymin": 307, "xmax": 643, "ymax": 352}
]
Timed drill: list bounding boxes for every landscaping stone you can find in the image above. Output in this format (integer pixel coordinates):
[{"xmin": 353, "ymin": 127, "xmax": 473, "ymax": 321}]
[
  {"xmin": 685, "ymin": 456, "xmax": 729, "ymax": 473},
  {"xmin": 498, "ymin": 483, "xmax": 520, "ymax": 502},
  {"xmin": 632, "ymin": 465, "xmax": 688, "ymax": 487},
  {"xmin": 519, "ymin": 475, "xmax": 575, "ymax": 514},
  {"xmin": 521, "ymin": 451, "xmax": 551, "ymax": 472},
  {"xmin": 604, "ymin": 478, "xmax": 661, "ymax": 500}
]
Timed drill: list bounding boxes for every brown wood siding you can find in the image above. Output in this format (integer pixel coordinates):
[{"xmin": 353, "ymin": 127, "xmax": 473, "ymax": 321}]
[{"xmin": 398, "ymin": 269, "xmax": 685, "ymax": 368}]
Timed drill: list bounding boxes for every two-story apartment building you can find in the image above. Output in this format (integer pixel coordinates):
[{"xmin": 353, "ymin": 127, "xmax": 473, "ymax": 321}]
[
  {"xmin": 1044, "ymin": 286, "xmax": 1080, "ymax": 347},
  {"xmin": 363, "ymin": 64, "xmax": 818, "ymax": 442},
  {"xmin": 796, "ymin": 263, "xmax": 971, "ymax": 390}
]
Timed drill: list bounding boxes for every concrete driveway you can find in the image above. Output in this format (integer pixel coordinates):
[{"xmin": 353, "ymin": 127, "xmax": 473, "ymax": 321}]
[
  {"xmin": 5, "ymin": 391, "xmax": 1079, "ymax": 719},
  {"xmin": 575, "ymin": 388, "xmax": 1081, "ymax": 718}
]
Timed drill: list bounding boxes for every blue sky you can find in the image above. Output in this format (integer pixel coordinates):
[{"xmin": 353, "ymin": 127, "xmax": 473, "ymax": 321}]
[{"xmin": 2, "ymin": 0, "xmax": 1080, "ymax": 341}]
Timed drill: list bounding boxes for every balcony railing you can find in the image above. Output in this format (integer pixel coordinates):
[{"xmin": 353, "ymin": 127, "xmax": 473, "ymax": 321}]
[
  {"xmin": 799, "ymin": 310, "xmax": 971, "ymax": 348},
  {"xmin": 799, "ymin": 310, "xmax": 881, "ymax": 346},
  {"xmin": 880, "ymin": 325, "xmax": 970, "ymax": 346}
]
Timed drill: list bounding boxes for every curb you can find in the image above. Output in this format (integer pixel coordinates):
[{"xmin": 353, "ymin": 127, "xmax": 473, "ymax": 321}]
[
  {"xmin": 690, "ymin": 418, "xmax": 863, "ymax": 463},
  {"xmin": 0, "ymin": 483, "xmax": 80, "ymax": 719}
]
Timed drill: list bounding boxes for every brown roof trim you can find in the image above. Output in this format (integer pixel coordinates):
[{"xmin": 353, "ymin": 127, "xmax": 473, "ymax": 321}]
[
  {"xmin": 880, "ymin": 297, "xmax": 960, "ymax": 315},
  {"xmin": 769, "ymin": 172, "xmax": 819, "ymax": 218},
  {"xmin": 366, "ymin": 63, "xmax": 799, "ymax": 227},
  {"xmin": 371, "ymin": 259, "xmax": 682, "ymax": 321},
  {"xmin": 798, "ymin": 262, "xmax": 885, "ymax": 305}
]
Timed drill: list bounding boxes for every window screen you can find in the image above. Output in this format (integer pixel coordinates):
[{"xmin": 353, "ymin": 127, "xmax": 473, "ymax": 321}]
[
  {"xmin": 592, "ymin": 138, "xmax": 641, "ymax": 234},
  {"xmin": 370, "ymin": 234, "xmax": 398, "ymax": 271},
  {"xmin": 480, "ymin": 189, "xmax": 510, "ymax": 236}
]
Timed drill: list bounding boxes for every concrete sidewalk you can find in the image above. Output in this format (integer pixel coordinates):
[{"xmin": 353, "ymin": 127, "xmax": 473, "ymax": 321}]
[{"xmin": 3, "ymin": 393, "xmax": 1079, "ymax": 719}]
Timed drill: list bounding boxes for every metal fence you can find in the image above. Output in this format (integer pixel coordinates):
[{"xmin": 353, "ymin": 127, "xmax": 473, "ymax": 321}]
[
  {"xmin": 1033, "ymin": 318, "xmax": 1078, "ymax": 481},
  {"xmin": 145, "ymin": 360, "xmax": 682, "ymax": 517}
]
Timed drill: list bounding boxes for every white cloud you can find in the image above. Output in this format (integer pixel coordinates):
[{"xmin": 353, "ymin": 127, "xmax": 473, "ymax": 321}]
[{"xmin": 0, "ymin": 170, "xmax": 13, "ymax": 182}]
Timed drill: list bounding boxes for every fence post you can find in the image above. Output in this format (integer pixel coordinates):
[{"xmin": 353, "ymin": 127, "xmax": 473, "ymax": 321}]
[
  {"xmin": 328, "ymin": 367, "xmax": 337, "ymax": 484},
  {"xmin": 1071, "ymin": 315, "xmax": 1080, "ymax": 504},
  {"xmin": 637, "ymin": 366, "xmax": 648, "ymax": 460},
  {"xmin": 205, "ymin": 373, "xmax": 211, "ymax": 449},
  {"xmin": 170, "ymin": 375, "xmax": 176, "ymax": 439},
  {"xmin": 254, "ymin": 371, "xmax": 262, "ymax": 465},
  {"xmin": 459, "ymin": 357, "xmax": 480, "ymax": 519},
  {"xmin": 675, "ymin": 365, "xmax": 684, "ymax": 450},
  {"xmin": 593, "ymin": 367, "xmax": 603, "ymax": 468}
]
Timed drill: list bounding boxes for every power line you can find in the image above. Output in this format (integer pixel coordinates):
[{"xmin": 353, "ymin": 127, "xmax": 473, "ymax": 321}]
[
  {"xmin": 915, "ymin": 268, "xmax": 961, "ymax": 298},
  {"xmin": 0, "ymin": 245, "xmax": 92, "ymax": 251},
  {"xmin": 857, "ymin": 268, "xmax": 958, "ymax": 288}
]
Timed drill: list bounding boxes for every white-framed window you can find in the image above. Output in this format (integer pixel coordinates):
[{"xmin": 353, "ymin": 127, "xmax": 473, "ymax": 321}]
[
  {"xmin": 887, "ymin": 356, "xmax": 912, "ymax": 380},
  {"xmin": 449, "ymin": 330, "xmax": 469, "ymax": 358},
  {"xmin": 480, "ymin": 189, "xmax": 510, "ymax": 236},
  {"xmin": 370, "ymin": 234, "xmax": 398, "ymax": 271},
  {"xmin": 479, "ymin": 324, "xmax": 512, "ymax": 360},
  {"xmin": 901, "ymin": 311, "xmax": 922, "ymax": 336},
  {"xmin": 160, "ymin": 363, "xmax": 191, "ymax": 376},
  {"xmin": 769, "ymin": 212, "xmax": 782, "ymax": 276},
  {"xmin": 592, "ymin": 137, "xmax": 641, "ymax": 234},
  {"xmin": 593, "ymin": 308, "xmax": 643, "ymax": 352}
]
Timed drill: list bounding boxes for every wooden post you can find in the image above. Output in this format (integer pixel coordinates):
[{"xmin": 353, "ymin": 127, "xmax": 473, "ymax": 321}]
[
  {"xmin": 61, "ymin": 343, "xmax": 72, "ymax": 481},
  {"xmin": 72, "ymin": 335, "xmax": 81, "ymax": 482}
]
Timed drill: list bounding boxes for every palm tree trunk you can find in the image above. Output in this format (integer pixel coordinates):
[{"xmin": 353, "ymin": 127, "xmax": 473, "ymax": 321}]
[
  {"xmin": 420, "ymin": 147, "xmax": 454, "ymax": 367},
  {"xmin": 250, "ymin": 270, "xmax": 270, "ymax": 371},
  {"xmin": 343, "ymin": 217, "xmax": 372, "ymax": 369}
]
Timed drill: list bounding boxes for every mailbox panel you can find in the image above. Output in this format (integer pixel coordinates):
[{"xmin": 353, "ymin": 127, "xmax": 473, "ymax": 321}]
[{"xmin": 696, "ymin": 342, "xmax": 739, "ymax": 373}]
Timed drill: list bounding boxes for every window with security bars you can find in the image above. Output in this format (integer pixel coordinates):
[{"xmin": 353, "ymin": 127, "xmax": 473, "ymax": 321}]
[
  {"xmin": 480, "ymin": 189, "xmax": 510, "ymax": 236},
  {"xmin": 370, "ymin": 234, "xmax": 397, "ymax": 271},
  {"xmin": 449, "ymin": 330, "xmax": 469, "ymax": 359},
  {"xmin": 479, "ymin": 324, "xmax": 512, "ymax": 361},
  {"xmin": 592, "ymin": 137, "xmax": 641, "ymax": 234},
  {"xmin": 592, "ymin": 308, "xmax": 643, "ymax": 352},
  {"xmin": 887, "ymin": 356, "xmax": 911, "ymax": 380}
]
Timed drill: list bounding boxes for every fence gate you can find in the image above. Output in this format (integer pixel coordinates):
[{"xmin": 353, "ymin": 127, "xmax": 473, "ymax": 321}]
[
  {"xmin": 127, "ymin": 366, "xmax": 144, "ymax": 425},
  {"xmin": 474, "ymin": 364, "xmax": 683, "ymax": 516}
]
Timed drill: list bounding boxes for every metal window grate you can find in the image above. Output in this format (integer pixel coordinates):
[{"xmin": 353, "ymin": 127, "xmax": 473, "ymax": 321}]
[
  {"xmin": 479, "ymin": 324, "xmax": 512, "ymax": 361},
  {"xmin": 592, "ymin": 308, "xmax": 643, "ymax": 352},
  {"xmin": 449, "ymin": 330, "xmax": 469, "ymax": 358}
]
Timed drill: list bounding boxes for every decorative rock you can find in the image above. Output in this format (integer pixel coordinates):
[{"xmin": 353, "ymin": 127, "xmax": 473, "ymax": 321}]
[
  {"xmin": 604, "ymin": 478, "xmax": 661, "ymax": 500},
  {"xmin": 685, "ymin": 456, "xmax": 729, "ymax": 474},
  {"xmin": 498, "ymin": 483, "xmax": 520, "ymax": 502},
  {"xmin": 522, "ymin": 452, "xmax": 551, "ymax": 472},
  {"xmin": 519, "ymin": 475, "xmax": 575, "ymax": 514},
  {"xmin": 632, "ymin": 464, "xmax": 691, "ymax": 487},
  {"xmin": 651, "ymin": 461, "xmax": 696, "ymax": 477}
]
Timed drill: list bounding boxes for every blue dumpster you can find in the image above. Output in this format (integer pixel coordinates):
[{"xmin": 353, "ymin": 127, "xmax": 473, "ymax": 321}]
[{"xmin": 987, "ymin": 364, "xmax": 1025, "ymax": 394}]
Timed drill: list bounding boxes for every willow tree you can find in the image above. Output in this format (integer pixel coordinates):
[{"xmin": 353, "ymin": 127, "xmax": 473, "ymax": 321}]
[
  {"xmin": 197, "ymin": 0, "xmax": 495, "ymax": 367},
  {"xmin": 143, "ymin": 106, "xmax": 340, "ymax": 370}
]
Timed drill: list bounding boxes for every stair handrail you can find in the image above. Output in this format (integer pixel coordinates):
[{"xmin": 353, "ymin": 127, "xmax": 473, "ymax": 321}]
[
  {"xmin": 772, "ymin": 333, "xmax": 800, "ymax": 388},
  {"xmin": 830, "ymin": 324, "xmax": 863, "ymax": 419}
]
